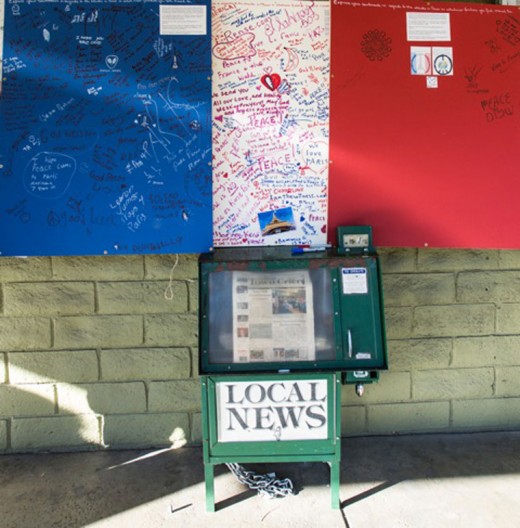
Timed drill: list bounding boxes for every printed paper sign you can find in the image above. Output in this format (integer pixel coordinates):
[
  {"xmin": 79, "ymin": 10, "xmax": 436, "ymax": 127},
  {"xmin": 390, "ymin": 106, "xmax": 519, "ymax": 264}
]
[
  {"xmin": 160, "ymin": 5, "xmax": 207, "ymax": 35},
  {"xmin": 342, "ymin": 268, "xmax": 368, "ymax": 295},
  {"xmin": 407, "ymin": 12, "xmax": 451, "ymax": 41},
  {"xmin": 216, "ymin": 378, "xmax": 329, "ymax": 442}
]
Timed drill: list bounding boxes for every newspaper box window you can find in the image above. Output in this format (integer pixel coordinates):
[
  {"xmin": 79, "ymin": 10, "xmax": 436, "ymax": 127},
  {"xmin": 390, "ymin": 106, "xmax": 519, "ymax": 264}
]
[{"xmin": 198, "ymin": 226, "xmax": 388, "ymax": 511}]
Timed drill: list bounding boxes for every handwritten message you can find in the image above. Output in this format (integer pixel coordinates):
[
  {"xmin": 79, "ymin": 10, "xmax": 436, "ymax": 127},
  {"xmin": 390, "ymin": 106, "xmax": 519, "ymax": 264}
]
[
  {"xmin": 0, "ymin": 0, "xmax": 212, "ymax": 256},
  {"xmin": 212, "ymin": 0, "xmax": 330, "ymax": 247}
]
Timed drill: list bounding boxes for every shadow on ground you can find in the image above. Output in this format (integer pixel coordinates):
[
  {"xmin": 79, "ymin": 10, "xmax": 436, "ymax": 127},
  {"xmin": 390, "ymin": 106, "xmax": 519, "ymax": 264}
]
[{"xmin": 0, "ymin": 431, "xmax": 519, "ymax": 527}]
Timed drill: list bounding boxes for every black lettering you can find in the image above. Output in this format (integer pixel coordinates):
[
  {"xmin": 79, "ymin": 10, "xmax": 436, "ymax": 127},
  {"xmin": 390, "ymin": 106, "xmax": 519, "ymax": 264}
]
[
  {"xmin": 254, "ymin": 407, "xmax": 275, "ymax": 430},
  {"xmin": 309, "ymin": 382, "xmax": 326, "ymax": 402},
  {"xmin": 226, "ymin": 384, "xmax": 243, "ymax": 404},
  {"xmin": 267, "ymin": 382, "xmax": 285, "ymax": 403},
  {"xmin": 227, "ymin": 408, "xmax": 250, "ymax": 430},
  {"xmin": 305, "ymin": 404, "xmax": 327, "ymax": 429},
  {"xmin": 273, "ymin": 405, "xmax": 305, "ymax": 428},
  {"xmin": 287, "ymin": 383, "xmax": 305, "ymax": 402},
  {"xmin": 245, "ymin": 383, "xmax": 266, "ymax": 404}
]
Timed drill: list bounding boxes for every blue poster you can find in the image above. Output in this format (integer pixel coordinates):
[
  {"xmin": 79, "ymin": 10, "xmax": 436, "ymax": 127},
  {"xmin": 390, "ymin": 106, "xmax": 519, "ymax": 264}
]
[{"xmin": 0, "ymin": 0, "xmax": 212, "ymax": 256}]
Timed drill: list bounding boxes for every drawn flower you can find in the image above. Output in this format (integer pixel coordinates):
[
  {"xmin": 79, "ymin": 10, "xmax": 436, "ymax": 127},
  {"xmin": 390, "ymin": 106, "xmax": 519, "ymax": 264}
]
[{"xmin": 361, "ymin": 30, "xmax": 392, "ymax": 61}]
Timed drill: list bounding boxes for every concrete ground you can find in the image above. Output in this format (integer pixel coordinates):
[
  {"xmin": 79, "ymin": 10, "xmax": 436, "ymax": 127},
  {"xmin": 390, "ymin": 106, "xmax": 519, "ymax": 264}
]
[{"xmin": 1, "ymin": 431, "xmax": 520, "ymax": 528}]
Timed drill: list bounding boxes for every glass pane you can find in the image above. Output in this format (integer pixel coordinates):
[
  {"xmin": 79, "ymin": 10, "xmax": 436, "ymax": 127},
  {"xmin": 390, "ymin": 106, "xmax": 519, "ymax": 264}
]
[{"xmin": 207, "ymin": 269, "xmax": 335, "ymax": 365}]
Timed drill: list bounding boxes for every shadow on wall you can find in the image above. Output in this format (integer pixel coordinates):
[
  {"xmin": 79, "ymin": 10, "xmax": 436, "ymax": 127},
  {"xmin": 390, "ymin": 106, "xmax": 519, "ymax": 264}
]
[{"xmin": 4, "ymin": 362, "xmax": 192, "ymax": 452}]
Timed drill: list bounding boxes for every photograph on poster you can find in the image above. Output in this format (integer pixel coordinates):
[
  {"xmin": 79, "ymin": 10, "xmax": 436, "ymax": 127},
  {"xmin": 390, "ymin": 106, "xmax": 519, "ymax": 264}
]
[{"xmin": 258, "ymin": 207, "xmax": 297, "ymax": 237}]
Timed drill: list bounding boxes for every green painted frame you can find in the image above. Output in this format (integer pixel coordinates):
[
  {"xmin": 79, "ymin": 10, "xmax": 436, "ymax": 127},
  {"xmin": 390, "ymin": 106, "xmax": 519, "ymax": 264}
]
[{"xmin": 201, "ymin": 372, "xmax": 342, "ymax": 512}]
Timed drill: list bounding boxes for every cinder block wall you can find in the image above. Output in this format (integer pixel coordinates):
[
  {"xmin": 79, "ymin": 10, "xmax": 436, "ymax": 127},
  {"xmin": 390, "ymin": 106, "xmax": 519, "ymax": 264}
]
[
  {"xmin": 1, "ymin": 249, "xmax": 520, "ymax": 453},
  {"xmin": 342, "ymin": 248, "xmax": 520, "ymax": 436},
  {"xmin": 0, "ymin": 255, "xmax": 200, "ymax": 452}
]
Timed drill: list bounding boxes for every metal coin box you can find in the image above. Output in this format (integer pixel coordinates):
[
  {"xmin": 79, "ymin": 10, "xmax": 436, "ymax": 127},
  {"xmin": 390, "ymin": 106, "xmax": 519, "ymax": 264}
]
[{"xmin": 199, "ymin": 226, "xmax": 387, "ymax": 511}]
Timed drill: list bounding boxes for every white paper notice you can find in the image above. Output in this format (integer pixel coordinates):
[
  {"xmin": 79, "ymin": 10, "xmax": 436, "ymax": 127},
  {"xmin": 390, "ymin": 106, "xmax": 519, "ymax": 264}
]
[
  {"xmin": 406, "ymin": 12, "xmax": 451, "ymax": 42},
  {"xmin": 160, "ymin": 5, "xmax": 207, "ymax": 36},
  {"xmin": 342, "ymin": 268, "xmax": 368, "ymax": 295}
]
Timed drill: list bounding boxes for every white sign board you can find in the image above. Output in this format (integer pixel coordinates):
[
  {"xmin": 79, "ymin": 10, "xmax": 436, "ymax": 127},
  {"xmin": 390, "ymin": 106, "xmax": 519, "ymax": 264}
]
[{"xmin": 216, "ymin": 379, "xmax": 329, "ymax": 442}]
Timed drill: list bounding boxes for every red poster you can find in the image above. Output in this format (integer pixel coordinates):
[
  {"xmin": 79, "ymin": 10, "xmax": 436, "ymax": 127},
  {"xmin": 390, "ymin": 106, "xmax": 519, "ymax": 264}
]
[{"xmin": 329, "ymin": 0, "xmax": 520, "ymax": 248}]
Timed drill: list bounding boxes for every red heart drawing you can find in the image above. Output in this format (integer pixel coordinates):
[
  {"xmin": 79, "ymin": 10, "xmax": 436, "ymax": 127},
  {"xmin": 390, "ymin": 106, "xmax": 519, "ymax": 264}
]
[{"xmin": 261, "ymin": 73, "xmax": 281, "ymax": 91}]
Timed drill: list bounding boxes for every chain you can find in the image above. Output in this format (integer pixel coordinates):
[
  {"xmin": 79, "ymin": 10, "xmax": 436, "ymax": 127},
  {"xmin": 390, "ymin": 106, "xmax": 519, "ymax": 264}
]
[{"xmin": 225, "ymin": 463, "xmax": 295, "ymax": 498}]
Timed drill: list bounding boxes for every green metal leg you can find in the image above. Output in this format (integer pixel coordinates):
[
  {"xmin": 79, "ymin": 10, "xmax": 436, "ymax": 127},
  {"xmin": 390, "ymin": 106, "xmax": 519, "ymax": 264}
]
[
  {"xmin": 330, "ymin": 461, "xmax": 340, "ymax": 510},
  {"xmin": 205, "ymin": 463, "xmax": 215, "ymax": 512}
]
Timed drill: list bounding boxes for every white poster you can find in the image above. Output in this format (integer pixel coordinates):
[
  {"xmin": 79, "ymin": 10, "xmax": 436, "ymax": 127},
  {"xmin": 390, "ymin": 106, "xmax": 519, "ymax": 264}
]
[
  {"xmin": 232, "ymin": 270, "xmax": 315, "ymax": 363},
  {"xmin": 212, "ymin": 0, "xmax": 330, "ymax": 246},
  {"xmin": 216, "ymin": 378, "xmax": 329, "ymax": 442}
]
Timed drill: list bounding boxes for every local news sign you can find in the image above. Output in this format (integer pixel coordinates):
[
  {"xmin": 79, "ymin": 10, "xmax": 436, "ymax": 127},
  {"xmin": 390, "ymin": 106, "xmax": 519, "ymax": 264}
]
[{"xmin": 216, "ymin": 378, "xmax": 329, "ymax": 442}]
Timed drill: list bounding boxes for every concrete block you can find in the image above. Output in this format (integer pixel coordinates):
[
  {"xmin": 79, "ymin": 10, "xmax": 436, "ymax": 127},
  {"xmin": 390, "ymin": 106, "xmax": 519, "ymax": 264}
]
[
  {"xmin": 385, "ymin": 307, "xmax": 413, "ymax": 339},
  {"xmin": 497, "ymin": 304, "xmax": 520, "ymax": 334},
  {"xmin": 389, "ymin": 338, "xmax": 452, "ymax": 371},
  {"xmin": 191, "ymin": 348, "xmax": 199, "ymax": 378},
  {"xmin": 457, "ymin": 271, "xmax": 520, "ymax": 303},
  {"xmin": 103, "ymin": 412, "xmax": 190, "ymax": 448},
  {"xmin": 341, "ymin": 372, "xmax": 411, "ymax": 404},
  {"xmin": 9, "ymin": 350, "xmax": 99, "ymax": 383},
  {"xmin": 191, "ymin": 412, "xmax": 202, "ymax": 444},
  {"xmin": 383, "ymin": 273, "xmax": 455, "ymax": 307},
  {"xmin": 188, "ymin": 281, "xmax": 198, "ymax": 312},
  {"xmin": 54, "ymin": 315, "xmax": 143, "ymax": 348},
  {"xmin": 57, "ymin": 382, "xmax": 146, "ymax": 415},
  {"xmin": 3, "ymin": 282, "xmax": 95, "ymax": 316},
  {"xmin": 0, "ymin": 420, "xmax": 6, "ymax": 450},
  {"xmin": 0, "ymin": 384, "xmax": 55, "ymax": 416},
  {"xmin": 0, "ymin": 317, "xmax": 51, "ymax": 351},
  {"xmin": 495, "ymin": 367, "xmax": 520, "ymax": 397},
  {"xmin": 100, "ymin": 347, "xmax": 191, "ymax": 381},
  {"xmin": 149, "ymin": 380, "xmax": 201, "ymax": 412},
  {"xmin": 0, "ymin": 257, "xmax": 52, "ymax": 282},
  {"xmin": 0, "ymin": 353, "xmax": 5, "ymax": 383},
  {"xmin": 499, "ymin": 250, "xmax": 520, "ymax": 269},
  {"xmin": 413, "ymin": 304, "xmax": 495, "ymax": 337},
  {"xmin": 341, "ymin": 406, "xmax": 367, "ymax": 436},
  {"xmin": 144, "ymin": 254, "xmax": 198, "ymax": 280},
  {"xmin": 378, "ymin": 248, "xmax": 417, "ymax": 273},
  {"xmin": 453, "ymin": 397, "xmax": 520, "ymax": 429},
  {"xmin": 452, "ymin": 336, "xmax": 520, "ymax": 367},
  {"xmin": 368, "ymin": 401, "xmax": 450, "ymax": 434},
  {"xmin": 417, "ymin": 249, "xmax": 499, "ymax": 272},
  {"xmin": 11, "ymin": 415, "xmax": 101, "ymax": 451},
  {"xmin": 97, "ymin": 281, "xmax": 187, "ymax": 314},
  {"xmin": 413, "ymin": 368, "xmax": 494, "ymax": 401},
  {"xmin": 144, "ymin": 314, "xmax": 198, "ymax": 347},
  {"xmin": 52, "ymin": 256, "xmax": 144, "ymax": 280}
]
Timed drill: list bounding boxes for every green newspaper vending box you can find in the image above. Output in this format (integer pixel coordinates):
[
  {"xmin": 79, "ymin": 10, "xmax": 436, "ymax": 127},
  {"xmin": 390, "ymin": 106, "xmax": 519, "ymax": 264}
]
[{"xmin": 199, "ymin": 226, "xmax": 387, "ymax": 510}]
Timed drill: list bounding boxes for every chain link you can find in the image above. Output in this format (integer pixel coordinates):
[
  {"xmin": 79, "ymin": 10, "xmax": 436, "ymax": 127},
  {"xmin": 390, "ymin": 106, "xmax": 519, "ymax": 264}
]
[{"xmin": 225, "ymin": 463, "xmax": 295, "ymax": 498}]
